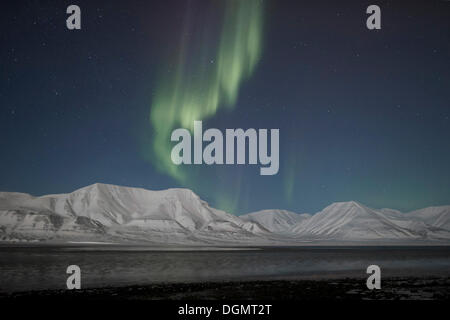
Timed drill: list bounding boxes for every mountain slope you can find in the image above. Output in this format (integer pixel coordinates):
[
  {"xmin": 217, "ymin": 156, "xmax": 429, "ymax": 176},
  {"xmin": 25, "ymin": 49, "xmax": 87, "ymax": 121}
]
[
  {"xmin": 291, "ymin": 201, "xmax": 450, "ymax": 241},
  {"xmin": 0, "ymin": 183, "xmax": 267, "ymax": 244},
  {"xmin": 240, "ymin": 209, "xmax": 310, "ymax": 233},
  {"xmin": 0, "ymin": 184, "xmax": 449, "ymax": 244},
  {"xmin": 406, "ymin": 206, "xmax": 450, "ymax": 230}
]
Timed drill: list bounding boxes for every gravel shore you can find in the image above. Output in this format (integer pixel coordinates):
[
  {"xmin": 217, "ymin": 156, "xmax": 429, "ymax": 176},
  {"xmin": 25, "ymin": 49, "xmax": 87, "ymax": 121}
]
[{"xmin": 1, "ymin": 277, "xmax": 449, "ymax": 300}]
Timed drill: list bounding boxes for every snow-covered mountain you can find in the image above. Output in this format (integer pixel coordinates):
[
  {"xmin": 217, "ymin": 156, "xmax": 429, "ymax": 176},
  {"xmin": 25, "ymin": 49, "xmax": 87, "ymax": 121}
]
[
  {"xmin": 0, "ymin": 183, "xmax": 449, "ymax": 244},
  {"xmin": 240, "ymin": 210, "xmax": 310, "ymax": 233},
  {"xmin": 291, "ymin": 201, "xmax": 450, "ymax": 241},
  {"xmin": 0, "ymin": 183, "xmax": 268, "ymax": 244},
  {"xmin": 407, "ymin": 206, "xmax": 450, "ymax": 230}
]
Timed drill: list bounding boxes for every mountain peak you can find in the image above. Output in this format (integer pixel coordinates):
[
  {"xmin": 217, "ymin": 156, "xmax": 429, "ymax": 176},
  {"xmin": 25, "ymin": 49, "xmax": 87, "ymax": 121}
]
[
  {"xmin": 323, "ymin": 200, "xmax": 367, "ymax": 212},
  {"xmin": 0, "ymin": 184, "xmax": 449, "ymax": 244}
]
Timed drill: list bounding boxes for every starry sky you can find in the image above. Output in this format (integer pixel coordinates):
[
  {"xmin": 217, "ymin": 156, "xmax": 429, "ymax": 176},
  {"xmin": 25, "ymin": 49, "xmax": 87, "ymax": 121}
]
[{"xmin": 1, "ymin": 0, "xmax": 449, "ymax": 215}]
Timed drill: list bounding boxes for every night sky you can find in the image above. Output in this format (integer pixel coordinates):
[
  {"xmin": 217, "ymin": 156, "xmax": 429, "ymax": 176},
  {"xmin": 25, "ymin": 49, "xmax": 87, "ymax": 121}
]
[{"xmin": 1, "ymin": 0, "xmax": 449, "ymax": 215}]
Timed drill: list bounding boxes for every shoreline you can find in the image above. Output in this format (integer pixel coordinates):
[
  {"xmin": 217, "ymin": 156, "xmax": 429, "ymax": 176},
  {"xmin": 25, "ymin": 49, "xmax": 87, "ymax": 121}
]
[
  {"xmin": 2, "ymin": 277, "xmax": 449, "ymax": 300},
  {"xmin": 1, "ymin": 242, "xmax": 450, "ymax": 248}
]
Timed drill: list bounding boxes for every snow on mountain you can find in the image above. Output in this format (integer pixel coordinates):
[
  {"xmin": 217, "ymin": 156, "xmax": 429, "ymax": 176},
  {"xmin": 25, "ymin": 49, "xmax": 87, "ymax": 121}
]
[
  {"xmin": 240, "ymin": 210, "xmax": 310, "ymax": 233},
  {"xmin": 0, "ymin": 184, "xmax": 449, "ymax": 244},
  {"xmin": 291, "ymin": 201, "xmax": 450, "ymax": 241},
  {"xmin": 0, "ymin": 183, "xmax": 267, "ymax": 244},
  {"xmin": 406, "ymin": 206, "xmax": 450, "ymax": 230}
]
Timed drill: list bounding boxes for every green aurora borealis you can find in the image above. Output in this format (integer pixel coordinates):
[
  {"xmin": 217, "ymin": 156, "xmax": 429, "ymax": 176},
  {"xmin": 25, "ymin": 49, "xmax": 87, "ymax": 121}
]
[
  {"xmin": 2, "ymin": 0, "xmax": 449, "ymax": 215},
  {"xmin": 148, "ymin": 0, "xmax": 264, "ymax": 211}
]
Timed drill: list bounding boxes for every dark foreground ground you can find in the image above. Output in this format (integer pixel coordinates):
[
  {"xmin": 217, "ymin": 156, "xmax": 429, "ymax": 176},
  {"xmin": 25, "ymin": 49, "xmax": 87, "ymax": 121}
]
[{"xmin": 1, "ymin": 277, "xmax": 449, "ymax": 300}]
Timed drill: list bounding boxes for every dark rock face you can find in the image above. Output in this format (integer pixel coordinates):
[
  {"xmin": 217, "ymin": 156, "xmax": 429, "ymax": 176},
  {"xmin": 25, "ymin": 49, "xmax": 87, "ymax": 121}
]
[{"xmin": 74, "ymin": 216, "xmax": 106, "ymax": 233}]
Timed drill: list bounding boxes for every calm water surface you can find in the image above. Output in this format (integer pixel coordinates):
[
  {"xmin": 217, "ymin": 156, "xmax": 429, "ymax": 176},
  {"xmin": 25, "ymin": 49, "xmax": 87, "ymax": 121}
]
[{"xmin": 0, "ymin": 246, "xmax": 449, "ymax": 292}]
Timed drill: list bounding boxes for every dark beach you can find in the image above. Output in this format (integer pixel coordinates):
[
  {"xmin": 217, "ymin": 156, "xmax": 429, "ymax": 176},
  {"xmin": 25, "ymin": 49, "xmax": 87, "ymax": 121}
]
[{"xmin": 2, "ymin": 277, "xmax": 449, "ymax": 301}]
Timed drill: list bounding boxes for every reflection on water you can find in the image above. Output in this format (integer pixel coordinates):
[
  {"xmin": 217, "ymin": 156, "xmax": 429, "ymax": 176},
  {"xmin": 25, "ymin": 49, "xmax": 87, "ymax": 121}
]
[{"xmin": 0, "ymin": 246, "xmax": 449, "ymax": 292}]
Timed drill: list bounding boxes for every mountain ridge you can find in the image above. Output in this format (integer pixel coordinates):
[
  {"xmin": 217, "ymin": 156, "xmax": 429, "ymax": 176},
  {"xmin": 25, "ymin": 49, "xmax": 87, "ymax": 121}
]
[{"xmin": 0, "ymin": 183, "xmax": 449, "ymax": 244}]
